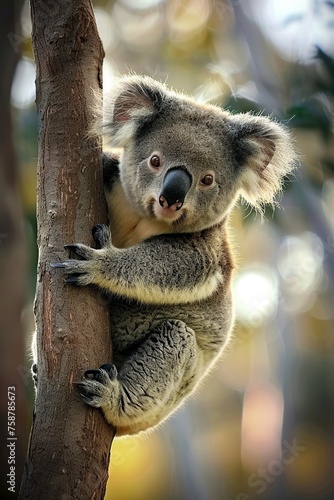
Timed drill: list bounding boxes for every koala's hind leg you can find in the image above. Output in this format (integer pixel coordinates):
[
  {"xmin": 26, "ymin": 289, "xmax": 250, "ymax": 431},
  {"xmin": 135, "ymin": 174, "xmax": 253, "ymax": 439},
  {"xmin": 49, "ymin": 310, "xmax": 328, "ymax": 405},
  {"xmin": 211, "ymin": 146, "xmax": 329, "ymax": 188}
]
[{"xmin": 76, "ymin": 319, "xmax": 200, "ymax": 434}]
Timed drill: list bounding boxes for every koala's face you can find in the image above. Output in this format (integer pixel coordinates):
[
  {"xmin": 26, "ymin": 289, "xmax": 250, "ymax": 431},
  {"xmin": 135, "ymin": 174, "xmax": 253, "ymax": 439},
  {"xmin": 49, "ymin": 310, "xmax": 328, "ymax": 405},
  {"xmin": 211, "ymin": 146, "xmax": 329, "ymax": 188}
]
[
  {"xmin": 103, "ymin": 76, "xmax": 296, "ymax": 233},
  {"xmin": 120, "ymin": 115, "xmax": 241, "ymax": 232}
]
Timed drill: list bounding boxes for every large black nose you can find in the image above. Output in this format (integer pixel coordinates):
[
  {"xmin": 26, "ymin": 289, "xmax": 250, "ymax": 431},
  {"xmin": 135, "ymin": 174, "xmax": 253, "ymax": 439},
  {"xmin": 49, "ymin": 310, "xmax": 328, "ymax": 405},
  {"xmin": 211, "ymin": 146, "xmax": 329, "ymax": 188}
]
[{"xmin": 159, "ymin": 167, "xmax": 192, "ymax": 211}]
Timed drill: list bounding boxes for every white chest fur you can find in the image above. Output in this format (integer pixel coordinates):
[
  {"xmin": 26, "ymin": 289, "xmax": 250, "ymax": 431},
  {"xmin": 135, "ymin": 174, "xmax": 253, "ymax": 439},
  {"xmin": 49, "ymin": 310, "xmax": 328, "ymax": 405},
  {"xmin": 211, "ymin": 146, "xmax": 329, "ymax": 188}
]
[{"xmin": 105, "ymin": 181, "xmax": 172, "ymax": 248}]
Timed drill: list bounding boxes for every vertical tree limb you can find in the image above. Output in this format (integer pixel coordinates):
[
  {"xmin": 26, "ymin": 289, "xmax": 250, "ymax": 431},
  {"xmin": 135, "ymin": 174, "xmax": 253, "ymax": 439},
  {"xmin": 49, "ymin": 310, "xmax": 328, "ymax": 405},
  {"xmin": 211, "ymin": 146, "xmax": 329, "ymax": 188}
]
[{"xmin": 20, "ymin": 1, "xmax": 115, "ymax": 498}]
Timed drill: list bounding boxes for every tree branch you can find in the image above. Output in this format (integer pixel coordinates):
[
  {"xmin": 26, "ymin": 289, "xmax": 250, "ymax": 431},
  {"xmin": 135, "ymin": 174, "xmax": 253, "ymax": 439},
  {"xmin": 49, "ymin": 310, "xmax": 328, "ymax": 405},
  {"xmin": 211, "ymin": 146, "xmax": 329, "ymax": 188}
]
[{"xmin": 19, "ymin": 1, "xmax": 115, "ymax": 497}]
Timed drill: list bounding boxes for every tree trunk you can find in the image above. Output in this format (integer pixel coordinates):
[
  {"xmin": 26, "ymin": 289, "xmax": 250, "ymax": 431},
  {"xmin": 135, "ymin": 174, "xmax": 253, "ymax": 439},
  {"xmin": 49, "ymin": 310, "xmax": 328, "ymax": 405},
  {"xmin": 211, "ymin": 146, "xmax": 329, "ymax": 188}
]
[
  {"xmin": 0, "ymin": 1, "xmax": 28, "ymax": 498},
  {"xmin": 19, "ymin": 1, "xmax": 115, "ymax": 498}
]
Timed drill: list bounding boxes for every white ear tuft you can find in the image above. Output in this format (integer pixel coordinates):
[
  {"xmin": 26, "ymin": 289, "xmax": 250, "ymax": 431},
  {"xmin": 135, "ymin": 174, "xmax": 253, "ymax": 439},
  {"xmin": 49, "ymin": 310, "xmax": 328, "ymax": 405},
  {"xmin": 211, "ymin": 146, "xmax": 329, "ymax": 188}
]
[
  {"xmin": 102, "ymin": 75, "xmax": 166, "ymax": 148},
  {"xmin": 229, "ymin": 113, "xmax": 297, "ymax": 210}
]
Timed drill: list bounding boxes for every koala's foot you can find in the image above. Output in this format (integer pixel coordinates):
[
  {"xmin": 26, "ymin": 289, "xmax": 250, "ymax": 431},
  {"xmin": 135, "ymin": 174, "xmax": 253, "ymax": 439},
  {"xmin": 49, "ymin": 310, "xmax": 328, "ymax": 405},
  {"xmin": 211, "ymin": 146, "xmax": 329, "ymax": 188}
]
[
  {"xmin": 75, "ymin": 364, "xmax": 119, "ymax": 409},
  {"xmin": 92, "ymin": 224, "xmax": 111, "ymax": 249},
  {"xmin": 75, "ymin": 320, "xmax": 200, "ymax": 434}
]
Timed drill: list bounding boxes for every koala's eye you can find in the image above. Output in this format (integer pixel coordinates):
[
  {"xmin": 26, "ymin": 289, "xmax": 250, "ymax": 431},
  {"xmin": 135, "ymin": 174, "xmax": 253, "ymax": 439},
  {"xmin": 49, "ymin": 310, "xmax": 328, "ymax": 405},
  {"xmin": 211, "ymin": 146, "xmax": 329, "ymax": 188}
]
[
  {"xmin": 150, "ymin": 155, "xmax": 161, "ymax": 168},
  {"xmin": 200, "ymin": 174, "xmax": 214, "ymax": 186}
]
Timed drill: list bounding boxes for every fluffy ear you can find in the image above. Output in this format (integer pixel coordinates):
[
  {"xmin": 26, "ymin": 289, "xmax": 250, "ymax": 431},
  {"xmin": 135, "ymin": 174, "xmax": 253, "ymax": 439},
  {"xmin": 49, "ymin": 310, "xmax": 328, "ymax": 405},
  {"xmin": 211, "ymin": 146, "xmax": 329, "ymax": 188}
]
[
  {"xmin": 228, "ymin": 113, "xmax": 297, "ymax": 209},
  {"xmin": 102, "ymin": 75, "xmax": 165, "ymax": 147}
]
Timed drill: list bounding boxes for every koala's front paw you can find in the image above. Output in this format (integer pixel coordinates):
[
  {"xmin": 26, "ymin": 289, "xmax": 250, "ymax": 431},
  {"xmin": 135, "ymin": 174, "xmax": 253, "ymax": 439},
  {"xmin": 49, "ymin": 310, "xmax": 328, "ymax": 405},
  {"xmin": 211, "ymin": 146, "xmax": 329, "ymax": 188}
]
[
  {"xmin": 75, "ymin": 364, "xmax": 118, "ymax": 409},
  {"xmin": 51, "ymin": 244, "xmax": 99, "ymax": 286}
]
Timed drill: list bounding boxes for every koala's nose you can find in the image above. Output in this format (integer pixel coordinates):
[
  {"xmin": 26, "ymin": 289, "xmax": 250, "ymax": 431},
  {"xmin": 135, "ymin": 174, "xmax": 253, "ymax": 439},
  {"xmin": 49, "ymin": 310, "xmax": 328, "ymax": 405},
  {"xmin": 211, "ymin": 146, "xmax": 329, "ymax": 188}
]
[{"xmin": 159, "ymin": 167, "xmax": 192, "ymax": 211}]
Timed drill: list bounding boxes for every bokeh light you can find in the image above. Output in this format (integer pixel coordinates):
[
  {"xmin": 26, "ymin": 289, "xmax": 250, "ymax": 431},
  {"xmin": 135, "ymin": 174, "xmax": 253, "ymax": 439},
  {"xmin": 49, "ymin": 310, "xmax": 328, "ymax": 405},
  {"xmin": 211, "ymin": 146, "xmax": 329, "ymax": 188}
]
[
  {"xmin": 250, "ymin": 0, "xmax": 334, "ymax": 61},
  {"xmin": 11, "ymin": 57, "xmax": 35, "ymax": 109},
  {"xmin": 94, "ymin": 7, "xmax": 117, "ymax": 52},
  {"xmin": 112, "ymin": 3, "xmax": 165, "ymax": 51},
  {"xmin": 233, "ymin": 266, "xmax": 279, "ymax": 326},
  {"xmin": 277, "ymin": 232, "xmax": 324, "ymax": 313},
  {"xmin": 241, "ymin": 385, "xmax": 284, "ymax": 468},
  {"xmin": 118, "ymin": 0, "xmax": 163, "ymax": 9},
  {"xmin": 166, "ymin": 0, "xmax": 211, "ymax": 43}
]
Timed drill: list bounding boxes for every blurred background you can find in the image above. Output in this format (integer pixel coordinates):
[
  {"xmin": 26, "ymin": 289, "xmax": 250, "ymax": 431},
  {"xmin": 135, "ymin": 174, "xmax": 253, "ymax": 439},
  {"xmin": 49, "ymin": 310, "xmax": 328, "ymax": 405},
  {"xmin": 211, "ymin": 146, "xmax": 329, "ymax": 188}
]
[{"xmin": 11, "ymin": 0, "xmax": 334, "ymax": 498}]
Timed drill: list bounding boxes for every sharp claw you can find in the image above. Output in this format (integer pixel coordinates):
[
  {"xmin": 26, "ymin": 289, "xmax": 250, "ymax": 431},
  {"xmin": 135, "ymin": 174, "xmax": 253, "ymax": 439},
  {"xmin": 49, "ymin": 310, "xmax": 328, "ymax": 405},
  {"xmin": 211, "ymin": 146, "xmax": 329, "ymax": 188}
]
[
  {"xmin": 84, "ymin": 369, "xmax": 101, "ymax": 379},
  {"xmin": 78, "ymin": 391, "xmax": 95, "ymax": 404},
  {"xmin": 92, "ymin": 224, "xmax": 103, "ymax": 237},
  {"xmin": 80, "ymin": 394, "xmax": 100, "ymax": 407},
  {"xmin": 65, "ymin": 276, "xmax": 80, "ymax": 285},
  {"xmin": 75, "ymin": 382, "xmax": 91, "ymax": 396},
  {"xmin": 64, "ymin": 244, "xmax": 80, "ymax": 252},
  {"xmin": 51, "ymin": 262, "xmax": 66, "ymax": 268},
  {"xmin": 63, "ymin": 243, "xmax": 94, "ymax": 260},
  {"xmin": 100, "ymin": 363, "xmax": 118, "ymax": 380},
  {"xmin": 80, "ymin": 393, "xmax": 92, "ymax": 403}
]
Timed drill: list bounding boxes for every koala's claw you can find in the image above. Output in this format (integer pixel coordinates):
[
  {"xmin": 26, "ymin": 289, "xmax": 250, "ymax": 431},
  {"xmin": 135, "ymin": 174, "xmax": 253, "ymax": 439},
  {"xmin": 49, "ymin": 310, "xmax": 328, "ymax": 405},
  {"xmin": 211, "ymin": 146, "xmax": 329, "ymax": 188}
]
[
  {"xmin": 100, "ymin": 363, "xmax": 118, "ymax": 379},
  {"xmin": 64, "ymin": 243, "xmax": 93, "ymax": 260},
  {"xmin": 84, "ymin": 364, "xmax": 118, "ymax": 382},
  {"xmin": 92, "ymin": 224, "xmax": 103, "ymax": 240},
  {"xmin": 51, "ymin": 242, "xmax": 99, "ymax": 287},
  {"xmin": 84, "ymin": 368, "xmax": 101, "ymax": 378},
  {"xmin": 92, "ymin": 224, "xmax": 111, "ymax": 248},
  {"xmin": 75, "ymin": 364, "xmax": 118, "ymax": 409},
  {"xmin": 52, "ymin": 261, "xmax": 88, "ymax": 286},
  {"xmin": 65, "ymin": 275, "xmax": 83, "ymax": 285},
  {"xmin": 76, "ymin": 384, "xmax": 101, "ymax": 407},
  {"xmin": 50, "ymin": 262, "xmax": 66, "ymax": 269}
]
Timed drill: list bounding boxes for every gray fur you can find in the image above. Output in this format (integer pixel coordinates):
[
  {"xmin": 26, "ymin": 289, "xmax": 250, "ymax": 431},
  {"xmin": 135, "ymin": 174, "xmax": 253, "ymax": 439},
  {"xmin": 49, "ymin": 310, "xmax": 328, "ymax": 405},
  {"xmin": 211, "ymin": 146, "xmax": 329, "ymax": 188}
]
[{"xmin": 50, "ymin": 76, "xmax": 297, "ymax": 436}]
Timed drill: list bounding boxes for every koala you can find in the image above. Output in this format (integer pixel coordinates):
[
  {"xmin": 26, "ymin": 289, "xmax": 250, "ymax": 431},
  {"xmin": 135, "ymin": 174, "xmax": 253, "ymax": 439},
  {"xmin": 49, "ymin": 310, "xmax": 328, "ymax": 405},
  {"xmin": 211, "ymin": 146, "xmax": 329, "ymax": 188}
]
[{"xmin": 52, "ymin": 75, "xmax": 296, "ymax": 437}]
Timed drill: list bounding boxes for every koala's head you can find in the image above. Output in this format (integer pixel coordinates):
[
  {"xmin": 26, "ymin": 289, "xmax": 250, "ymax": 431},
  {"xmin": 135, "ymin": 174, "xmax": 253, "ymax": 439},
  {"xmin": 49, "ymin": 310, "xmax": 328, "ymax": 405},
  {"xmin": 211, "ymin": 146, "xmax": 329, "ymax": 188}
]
[{"xmin": 102, "ymin": 75, "xmax": 297, "ymax": 233}]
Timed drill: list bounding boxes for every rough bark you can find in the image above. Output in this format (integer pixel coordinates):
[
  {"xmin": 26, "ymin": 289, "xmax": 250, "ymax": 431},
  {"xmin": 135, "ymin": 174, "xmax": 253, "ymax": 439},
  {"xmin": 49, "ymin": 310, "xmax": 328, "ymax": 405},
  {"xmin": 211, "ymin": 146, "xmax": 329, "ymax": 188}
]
[
  {"xmin": 0, "ymin": 1, "xmax": 28, "ymax": 498},
  {"xmin": 19, "ymin": 1, "xmax": 115, "ymax": 498}
]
